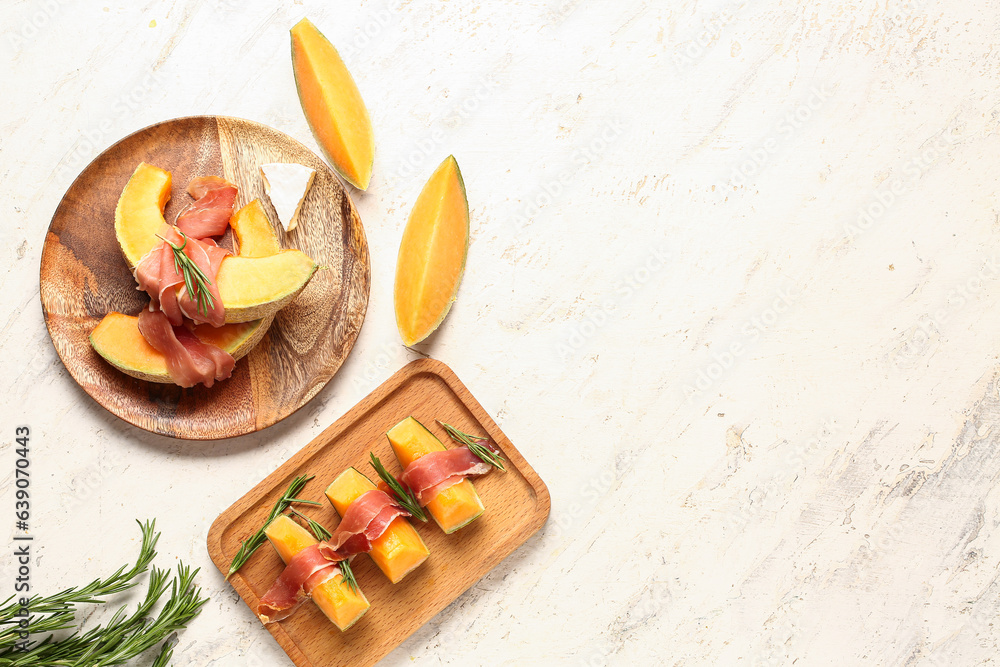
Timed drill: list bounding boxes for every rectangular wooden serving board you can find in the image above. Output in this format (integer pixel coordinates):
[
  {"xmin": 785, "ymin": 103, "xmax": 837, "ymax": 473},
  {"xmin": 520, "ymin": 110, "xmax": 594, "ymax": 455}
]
[{"xmin": 208, "ymin": 358, "xmax": 551, "ymax": 667}]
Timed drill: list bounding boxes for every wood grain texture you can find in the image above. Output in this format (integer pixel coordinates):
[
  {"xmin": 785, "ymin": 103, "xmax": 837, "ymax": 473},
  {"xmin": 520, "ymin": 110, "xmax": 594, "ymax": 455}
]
[
  {"xmin": 39, "ymin": 116, "xmax": 370, "ymax": 440},
  {"xmin": 207, "ymin": 359, "xmax": 551, "ymax": 667}
]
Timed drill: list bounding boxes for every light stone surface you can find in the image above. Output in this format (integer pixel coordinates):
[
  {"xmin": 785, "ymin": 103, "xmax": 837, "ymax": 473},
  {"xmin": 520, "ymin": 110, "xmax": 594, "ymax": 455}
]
[{"xmin": 3, "ymin": 0, "xmax": 1000, "ymax": 664}]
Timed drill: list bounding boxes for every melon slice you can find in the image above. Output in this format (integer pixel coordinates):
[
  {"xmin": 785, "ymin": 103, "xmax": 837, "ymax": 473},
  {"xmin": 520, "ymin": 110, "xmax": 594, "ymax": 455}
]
[
  {"xmin": 393, "ymin": 156, "xmax": 469, "ymax": 347},
  {"xmin": 91, "ymin": 200, "xmax": 287, "ymax": 382},
  {"xmin": 115, "ymin": 162, "xmax": 172, "ymax": 267},
  {"xmin": 264, "ymin": 515, "xmax": 369, "ymax": 632},
  {"xmin": 216, "ymin": 251, "xmax": 317, "ymax": 323},
  {"xmin": 89, "ymin": 312, "xmax": 266, "ymax": 384},
  {"xmin": 113, "ymin": 162, "xmax": 318, "ymax": 324},
  {"xmin": 325, "ymin": 468, "xmax": 429, "ymax": 583},
  {"xmin": 291, "ymin": 18, "xmax": 374, "ymax": 190},
  {"xmin": 230, "ymin": 199, "xmax": 282, "ymax": 258},
  {"xmin": 386, "ymin": 417, "xmax": 484, "ymax": 534},
  {"xmin": 261, "ymin": 163, "xmax": 316, "ymax": 232}
]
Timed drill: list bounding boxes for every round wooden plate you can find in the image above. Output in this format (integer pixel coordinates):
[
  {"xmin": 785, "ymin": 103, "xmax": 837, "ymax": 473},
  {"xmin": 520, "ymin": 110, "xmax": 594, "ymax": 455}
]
[{"xmin": 40, "ymin": 116, "xmax": 370, "ymax": 440}]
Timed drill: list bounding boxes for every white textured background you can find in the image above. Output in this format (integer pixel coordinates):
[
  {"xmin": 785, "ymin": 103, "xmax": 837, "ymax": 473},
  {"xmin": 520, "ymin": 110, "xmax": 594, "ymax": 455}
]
[{"xmin": 4, "ymin": 0, "xmax": 1000, "ymax": 664}]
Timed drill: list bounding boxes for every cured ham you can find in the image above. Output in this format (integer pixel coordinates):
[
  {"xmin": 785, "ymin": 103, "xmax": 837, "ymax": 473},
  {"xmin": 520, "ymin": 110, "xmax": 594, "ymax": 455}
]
[
  {"xmin": 187, "ymin": 175, "xmax": 232, "ymax": 200},
  {"xmin": 134, "ymin": 225, "xmax": 228, "ymax": 328},
  {"xmin": 317, "ymin": 490, "xmax": 410, "ymax": 561},
  {"xmin": 136, "ymin": 309, "xmax": 235, "ymax": 388},
  {"xmin": 400, "ymin": 447, "xmax": 495, "ymax": 506},
  {"xmin": 257, "ymin": 544, "xmax": 341, "ymax": 624},
  {"xmin": 175, "ymin": 177, "xmax": 238, "ymax": 239}
]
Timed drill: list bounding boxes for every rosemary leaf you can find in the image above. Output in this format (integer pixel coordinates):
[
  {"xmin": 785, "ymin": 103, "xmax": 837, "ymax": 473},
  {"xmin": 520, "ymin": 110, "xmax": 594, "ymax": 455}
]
[
  {"xmin": 338, "ymin": 560, "xmax": 360, "ymax": 596},
  {"xmin": 289, "ymin": 509, "xmax": 359, "ymax": 595},
  {"xmin": 157, "ymin": 231, "xmax": 216, "ymax": 318},
  {"xmin": 438, "ymin": 421, "xmax": 506, "ymax": 471},
  {"xmin": 0, "ymin": 521, "xmax": 207, "ymax": 667},
  {"xmin": 289, "ymin": 507, "xmax": 332, "ymax": 541},
  {"xmin": 369, "ymin": 453, "xmax": 427, "ymax": 522},
  {"xmin": 227, "ymin": 474, "xmax": 315, "ymax": 578}
]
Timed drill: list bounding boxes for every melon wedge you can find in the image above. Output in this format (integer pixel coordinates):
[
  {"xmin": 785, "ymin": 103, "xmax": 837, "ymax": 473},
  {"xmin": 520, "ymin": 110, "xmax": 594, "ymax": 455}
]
[
  {"xmin": 89, "ymin": 312, "xmax": 267, "ymax": 384},
  {"xmin": 386, "ymin": 417, "xmax": 484, "ymax": 534},
  {"xmin": 393, "ymin": 156, "xmax": 469, "ymax": 346},
  {"xmin": 264, "ymin": 515, "xmax": 369, "ymax": 632},
  {"xmin": 114, "ymin": 162, "xmax": 318, "ymax": 323},
  {"xmin": 115, "ymin": 162, "xmax": 172, "ymax": 267},
  {"xmin": 217, "ymin": 251, "xmax": 317, "ymax": 323},
  {"xmin": 231, "ymin": 199, "xmax": 282, "ymax": 258},
  {"xmin": 291, "ymin": 18, "xmax": 374, "ymax": 190},
  {"xmin": 91, "ymin": 202, "xmax": 286, "ymax": 383},
  {"xmin": 325, "ymin": 468, "xmax": 429, "ymax": 583}
]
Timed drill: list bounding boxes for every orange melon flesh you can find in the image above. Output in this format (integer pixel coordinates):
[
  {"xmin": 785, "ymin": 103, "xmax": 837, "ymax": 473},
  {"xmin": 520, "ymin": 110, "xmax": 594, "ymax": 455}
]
[
  {"xmin": 393, "ymin": 156, "xmax": 470, "ymax": 346},
  {"xmin": 325, "ymin": 468, "xmax": 429, "ymax": 583},
  {"xmin": 230, "ymin": 199, "xmax": 281, "ymax": 258},
  {"xmin": 90, "ymin": 202, "xmax": 283, "ymax": 383},
  {"xmin": 115, "ymin": 162, "xmax": 171, "ymax": 267},
  {"xmin": 89, "ymin": 312, "xmax": 265, "ymax": 383},
  {"xmin": 264, "ymin": 515, "xmax": 369, "ymax": 631},
  {"xmin": 291, "ymin": 18, "xmax": 374, "ymax": 190},
  {"xmin": 386, "ymin": 417, "xmax": 484, "ymax": 534},
  {"xmin": 113, "ymin": 162, "xmax": 318, "ymax": 324}
]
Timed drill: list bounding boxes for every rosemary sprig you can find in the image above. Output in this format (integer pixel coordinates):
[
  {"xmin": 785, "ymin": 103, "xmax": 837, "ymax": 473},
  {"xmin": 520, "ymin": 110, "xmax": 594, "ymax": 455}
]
[
  {"xmin": 337, "ymin": 559, "xmax": 360, "ymax": 597},
  {"xmin": 288, "ymin": 509, "xmax": 359, "ymax": 595},
  {"xmin": 0, "ymin": 520, "xmax": 208, "ymax": 666},
  {"xmin": 288, "ymin": 507, "xmax": 331, "ymax": 541},
  {"xmin": 369, "ymin": 453, "xmax": 427, "ymax": 522},
  {"xmin": 438, "ymin": 421, "xmax": 506, "ymax": 471},
  {"xmin": 0, "ymin": 521, "xmax": 157, "ymax": 638},
  {"xmin": 157, "ymin": 230, "xmax": 215, "ymax": 317},
  {"xmin": 227, "ymin": 475, "xmax": 320, "ymax": 578}
]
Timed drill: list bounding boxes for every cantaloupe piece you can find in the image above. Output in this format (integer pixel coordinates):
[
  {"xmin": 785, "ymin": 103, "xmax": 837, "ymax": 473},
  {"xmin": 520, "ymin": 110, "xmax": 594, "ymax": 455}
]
[
  {"xmin": 89, "ymin": 312, "xmax": 267, "ymax": 384},
  {"xmin": 393, "ymin": 156, "xmax": 469, "ymax": 346},
  {"xmin": 114, "ymin": 162, "xmax": 318, "ymax": 324},
  {"xmin": 291, "ymin": 18, "xmax": 374, "ymax": 190},
  {"xmin": 325, "ymin": 468, "xmax": 429, "ymax": 583},
  {"xmin": 264, "ymin": 515, "xmax": 369, "ymax": 632},
  {"xmin": 386, "ymin": 417, "xmax": 484, "ymax": 534},
  {"xmin": 230, "ymin": 199, "xmax": 282, "ymax": 258},
  {"xmin": 216, "ymin": 251, "xmax": 317, "ymax": 323},
  {"xmin": 115, "ymin": 162, "xmax": 172, "ymax": 267},
  {"xmin": 91, "ymin": 204, "xmax": 285, "ymax": 383}
]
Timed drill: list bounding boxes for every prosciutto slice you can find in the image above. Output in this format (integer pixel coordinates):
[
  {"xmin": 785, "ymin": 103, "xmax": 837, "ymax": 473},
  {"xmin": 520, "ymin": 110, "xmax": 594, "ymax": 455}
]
[
  {"xmin": 257, "ymin": 544, "xmax": 341, "ymax": 624},
  {"xmin": 317, "ymin": 490, "xmax": 410, "ymax": 561},
  {"xmin": 134, "ymin": 225, "xmax": 228, "ymax": 328},
  {"xmin": 400, "ymin": 448, "xmax": 494, "ymax": 506},
  {"xmin": 175, "ymin": 177, "xmax": 238, "ymax": 239},
  {"xmin": 136, "ymin": 309, "xmax": 235, "ymax": 388}
]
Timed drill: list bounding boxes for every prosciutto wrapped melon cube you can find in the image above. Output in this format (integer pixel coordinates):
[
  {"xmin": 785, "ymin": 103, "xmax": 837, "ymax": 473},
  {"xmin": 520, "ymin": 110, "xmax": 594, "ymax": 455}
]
[
  {"xmin": 386, "ymin": 417, "xmax": 485, "ymax": 534},
  {"xmin": 263, "ymin": 515, "xmax": 369, "ymax": 631},
  {"xmin": 325, "ymin": 468, "xmax": 429, "ymax": 583}
]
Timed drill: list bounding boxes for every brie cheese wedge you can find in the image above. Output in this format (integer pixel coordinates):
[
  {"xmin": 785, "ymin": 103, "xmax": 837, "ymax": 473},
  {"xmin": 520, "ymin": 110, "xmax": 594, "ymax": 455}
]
[{"xmin": 260, "ymin": 162, "xmax": 316, "ymax": 232}]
